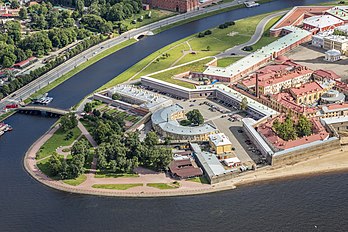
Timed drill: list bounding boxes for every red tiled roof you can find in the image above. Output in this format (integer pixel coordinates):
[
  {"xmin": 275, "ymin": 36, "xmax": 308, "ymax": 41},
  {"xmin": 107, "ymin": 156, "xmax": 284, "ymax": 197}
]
[
  {"xmin": 257, "ymin": 115, "xmax": 329, "ymax": 150},
  {"xmin": 290, "ymin": 81, "xmax": 323, "ymax": 97},
  {"xmin": 313, "ymin": 69, "xmax": 341, "ymax": 80}
]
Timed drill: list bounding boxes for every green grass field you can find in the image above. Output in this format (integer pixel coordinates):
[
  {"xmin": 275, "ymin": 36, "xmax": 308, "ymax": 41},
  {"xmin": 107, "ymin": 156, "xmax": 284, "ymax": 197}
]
[
  {"xmin": 146, "ymin": 182, "xmax": 180, "ymax": 189},
  {"xmin": 150, "ymin": 57, "xmax": 213, "ymax": 88},
  {"xmin": 252, "ymin": 14, "xmax": 283, "ymax": 50},
  {"xmin": 92, "ymin": 183, "xmax": 143, "ymax": 190},
  {"xmin": 122, "ymin": 10, "xmax": 176, "ymax": 30},
  {"xmin": 63, "ymin": 175, "xmax": 87, "ymax": 186},
  {"xmin": 98, "ymin": 12, "xmax": 275, "ymax": 91},
  {"xmin": 36, "ymin": 126, "xmax": 81, "ymax": 160}
]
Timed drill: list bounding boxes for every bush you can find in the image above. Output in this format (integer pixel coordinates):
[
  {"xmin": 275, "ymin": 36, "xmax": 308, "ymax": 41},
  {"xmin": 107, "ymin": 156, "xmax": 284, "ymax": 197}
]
[
  {"xmin": 197, "ymin": 32, "xmax": 205, "ymax": 38},
  {"xmin": 204, "ymin": 30, "xmax": 212, "ymax": 35}
]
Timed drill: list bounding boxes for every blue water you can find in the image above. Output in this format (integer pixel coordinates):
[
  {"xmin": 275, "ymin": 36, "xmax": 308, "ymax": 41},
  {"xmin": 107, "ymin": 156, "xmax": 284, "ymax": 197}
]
[{"xmin": 1, "ymin": 0, "xmax": 348, "ymax": 231}]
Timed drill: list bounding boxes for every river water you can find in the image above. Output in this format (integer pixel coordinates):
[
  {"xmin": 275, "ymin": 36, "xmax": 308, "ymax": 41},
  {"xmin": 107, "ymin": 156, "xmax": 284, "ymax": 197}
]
[{"xmin": 1, "ymin": 0, "xmax": 348, "ymax": 231}]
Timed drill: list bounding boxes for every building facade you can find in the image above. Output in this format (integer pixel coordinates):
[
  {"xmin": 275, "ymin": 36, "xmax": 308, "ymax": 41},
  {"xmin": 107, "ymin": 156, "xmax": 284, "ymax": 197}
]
[{"xmin": 142, "ymin": 0, "xmax": 199, "ymax": 13}]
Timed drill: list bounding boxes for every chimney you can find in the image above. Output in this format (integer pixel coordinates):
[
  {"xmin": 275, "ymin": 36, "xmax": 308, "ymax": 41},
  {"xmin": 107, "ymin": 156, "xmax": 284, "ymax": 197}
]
[{"xmin": 255, "ymin": 73, "xmax": 260, "ymax": 98}]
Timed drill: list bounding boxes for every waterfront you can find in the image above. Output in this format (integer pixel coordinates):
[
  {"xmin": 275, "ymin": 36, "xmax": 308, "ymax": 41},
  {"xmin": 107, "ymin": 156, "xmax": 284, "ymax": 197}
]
[{"xmin": 1, "ymin": 0, "xmax": 348, "ymax": 231}]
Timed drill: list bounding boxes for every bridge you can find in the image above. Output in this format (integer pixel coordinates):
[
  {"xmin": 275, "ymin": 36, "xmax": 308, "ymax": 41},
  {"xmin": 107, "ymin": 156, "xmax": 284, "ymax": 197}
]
[{"xmin": 15, "ymin": 106, "xmax": 70, "ymax": 116}]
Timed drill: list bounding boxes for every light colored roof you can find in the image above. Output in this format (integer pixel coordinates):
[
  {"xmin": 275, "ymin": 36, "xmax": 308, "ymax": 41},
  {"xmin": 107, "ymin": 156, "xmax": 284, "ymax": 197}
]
[
  {"xmin": 191, "ymin": 143, "xmax": 232, "ymax": 178},
  {"xmin": 197, "ymin": 84, "xmax": 278, "ymax": 117},
  {"xmin": 303, "ymin": 15, "xmax": 343, "ymax": 29},
  {"xmin": 203, "ymin": 26, "xmax": 311, "ymax": 79},
  {"xmin": 326, "ymin": 6, "xmax": 348, "ymax": 21},
  {"xmin": 321, "ymin": 115, "xmax": 348, "ymax": 125},
  {"xmin": 151, "ymin": 104, "xmax": 217, "ymax": 136},
  {"xmin": 209, "ymin": 133, "xmax": 232, "ymax": 147},
  {"xmin": 224, "ymin": 157, "xmax": 241, "ymax": 164},
  {"xmin": 108, "ymin": 85, "xmax": 171, "ymax": 110},
  {"xmin": 321, "ymin": 89, "xmax": 345, "ymax": 102},
  {"xmin": 325, "ymin": 49, "xmax": 341, "ymax": 56}
]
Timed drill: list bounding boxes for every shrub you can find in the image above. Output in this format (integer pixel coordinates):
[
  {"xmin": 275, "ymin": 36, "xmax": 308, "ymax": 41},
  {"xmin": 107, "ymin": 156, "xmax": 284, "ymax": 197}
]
[
  {"xmin": 197, "ymin": 32, "xmax": 205, "ymax": 38},
  {"xmin": 204, "ymin": 30, "xmax": 212, "ymax": 35}
]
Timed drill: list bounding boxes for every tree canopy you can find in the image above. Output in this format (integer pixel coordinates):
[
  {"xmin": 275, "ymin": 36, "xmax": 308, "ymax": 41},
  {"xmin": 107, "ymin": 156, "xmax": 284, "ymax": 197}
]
[{"xmin": 185, "ymin": 109, "xmax": 204, "ymax": 126}]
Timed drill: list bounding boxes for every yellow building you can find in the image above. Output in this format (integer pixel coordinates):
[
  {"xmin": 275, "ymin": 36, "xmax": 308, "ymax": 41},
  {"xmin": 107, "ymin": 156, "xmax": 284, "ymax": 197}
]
[
  {"xmin": 289, "ymin": 81, "xmax": 325, "ymax": 105},
  {"xmin": 208, "ymin": 133, "xmax": 232, "ymax": 155}
]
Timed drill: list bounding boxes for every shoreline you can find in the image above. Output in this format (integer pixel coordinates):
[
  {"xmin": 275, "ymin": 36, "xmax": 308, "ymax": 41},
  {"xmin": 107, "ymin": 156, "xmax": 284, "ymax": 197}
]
[{"xmin": 23, "ymin": 126, "xmax": 348, "ymax": 198}]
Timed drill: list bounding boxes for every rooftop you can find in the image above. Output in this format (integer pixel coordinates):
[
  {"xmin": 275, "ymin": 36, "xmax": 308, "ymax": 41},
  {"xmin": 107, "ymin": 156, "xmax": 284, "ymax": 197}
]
[
  {"xmin": 209, "ymin": 133, "xmax": 232, "ymax": 147},
  {"xmin": 203, "ymin": 26, "xmax": 311, "ymax": 79},
  {"xmin": 169, "ymin": 159, "xmax": 203, "ymax": 178},
  {"xmin": 303, "ymin": 15, "xmax": 344, "ymax": 29},
  {"xmin": 326, "ymin": 6, "xmax": 348, "ymax": 21},
  {"xmin": 290, "ymin": 81, "xmax": 323, "ymax": 97},
  {"xmin": 151, "ymin": 104, "xmax": 218, "ymax": 136}
]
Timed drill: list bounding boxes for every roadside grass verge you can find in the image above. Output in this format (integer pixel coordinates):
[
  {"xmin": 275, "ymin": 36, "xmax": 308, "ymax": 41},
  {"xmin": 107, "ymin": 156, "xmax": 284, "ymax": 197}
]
[
  {"xmin": 26, "ymin": 39, "xmax": 137, "ymax": 102},
  {"xmin": 36, "ymin": 126, "xmax": 81, "ymax": 160},
  {"xmin": 63, "ymin": 175, "xmax": 87, "ymax": 186},
  {"xmin": 0, "ymin": 111, "xmax": 15, "ymax": 122},
  {"xmin": 146, "ymin": 182, "xmax": 180, "ymax": 189},
  {"xmin": 187, "ymin": 176, "xmax": 210, "ymax": 184},
  {"xmin": 217, "ymin": 56, "xmax": 243, "ymax": 67},
  {"xmin": 92, "ymin": 183, "xmax": 143, "ymax": 190},
  {"xmin": 122, "ymin": 10, "xmax": 177, "ymax": 30}
]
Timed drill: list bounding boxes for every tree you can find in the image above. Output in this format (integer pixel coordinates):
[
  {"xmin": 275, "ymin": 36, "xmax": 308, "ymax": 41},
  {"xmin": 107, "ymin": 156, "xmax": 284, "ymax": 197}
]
[
  {"xmin": 144, "ymin": 131, "xmax": 158, "ymax": 147},
  {"xmin": 112, "ymin": 93, "xmax": 121, "ymax": 100},
  {"xmin": 10, "ymin": 0, "xmax": 20, "ymax": 9},
  {"xmin": 296, "ymin": 115, "xmax": 312, "ymax": 137},
  {"xmin": 84, "ymin": 102, "xmax": 92, "ymax": 112},
  {"xmin": 186, "ymin": 109, "xmax": 204, "ymax": 126},
  {"xmin": 19, "ymin": 8, "xmax": 28, "ymax": 20},
  {"xmin": 60, "ymin": 113, "xmax": 78, "ymax": 132},
  {"xmin": 48, "ymin": 153, "xmax": 62, "ymax": 176},
  {"xmin": 240, "ymin": 97, "xmax": 248, "ymax": 111},
  {"xmin": 76, "ymin": 0, "xmax": 85, "ymax": 15}
]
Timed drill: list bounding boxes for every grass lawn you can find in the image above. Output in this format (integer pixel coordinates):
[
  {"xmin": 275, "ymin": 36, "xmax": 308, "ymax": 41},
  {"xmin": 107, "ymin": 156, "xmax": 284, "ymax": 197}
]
[
  {"xmin": 63, "ymin": 174, "xmax": 87, "ymax": 186},
  {"xmin": 98, "ymin": 12, "xmax": 274, "ymax": 91},
  {"xmin": 217, "ymin": 56, "xmax": 243, "ymax": 67},
  {"xmin": 146, "ymin": 182, "xmax": 180, "ymax": 190},
  {"xmin": 92, "ymin": 183, "xmax": 143, "ymax": 190},
  {"xmin": 187, "ymin": 176, "xmax": 210, "ymax": 184},
  {"xmin": 95, "ymin": 171, "xmax": 139, "ymax": 178},
  {"xmin": 26, "ymin": 39, "xmax": 137, "ymax": 103},
  {"xmin": 36, "ymin": 126, "xmax": 81, "ymax": 160},
  {"xmin": 150, "ymin": 57, "xmax": 213, "ymax": 88}
]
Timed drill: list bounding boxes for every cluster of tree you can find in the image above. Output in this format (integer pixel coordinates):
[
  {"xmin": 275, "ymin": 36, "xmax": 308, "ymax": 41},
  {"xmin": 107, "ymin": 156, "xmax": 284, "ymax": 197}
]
[
  {"xmin": 80, "ymin": 14, "xmax": 113, "ymax": 34},
  {"xmin": 48, "ymin": 138, "xmax": 91, "ymax": 179},
  {"xmin": 218, "ymin": 21, "xmax": 235, "ymax": 29},
  {"xmin": 27, "ymin": 2, "xmax": 75, "ymax": 30},
  {"xmin": 273, "ymin": 115, "xmax": 313, "ymax": 141},
  {"xmin": 0, "ymin": 34, "xmax": 104, "ymax": 99},
  {"xmin": 240, "ymin": 97, "xmax": 248, "ymax": 111},
  {"xmin": 180, "ymin": 109, "xmax": 204, "ymax": 126},
  {"xmin": 60, "ymin": 113, "xmax": 78, "ymax": 132},
  {"xmin": 197, "ymin": 30, "xmax": 212, "ymax": 38},
  {"xmin": 84, "ymin": 109, "xmax": 172, "ymax": 172}
]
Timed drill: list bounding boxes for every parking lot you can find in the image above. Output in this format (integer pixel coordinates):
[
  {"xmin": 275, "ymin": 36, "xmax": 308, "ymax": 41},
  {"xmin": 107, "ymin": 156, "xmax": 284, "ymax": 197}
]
[{"xmin": 171, "ymin": 98, "xmax": 262, "ymax": 165}]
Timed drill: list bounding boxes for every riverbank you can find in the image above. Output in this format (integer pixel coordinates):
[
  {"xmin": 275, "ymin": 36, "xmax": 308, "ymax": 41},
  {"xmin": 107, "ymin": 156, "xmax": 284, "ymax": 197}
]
[{"xmin": 24, "ymin": 124, "xmax": 348, "ymax": 197}]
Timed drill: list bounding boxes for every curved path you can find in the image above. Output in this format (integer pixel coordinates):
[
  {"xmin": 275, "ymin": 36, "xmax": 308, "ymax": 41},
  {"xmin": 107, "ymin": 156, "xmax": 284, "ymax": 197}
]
[{"xmin": 217, "ymin": 11, "xmax": 286, "ymax": 57}]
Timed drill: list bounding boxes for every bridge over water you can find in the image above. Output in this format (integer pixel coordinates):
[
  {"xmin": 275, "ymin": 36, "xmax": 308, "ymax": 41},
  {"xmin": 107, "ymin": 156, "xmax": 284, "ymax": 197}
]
[{"xmin": 15, "ymin": 106, "xmax": 70, "ymax": 116}]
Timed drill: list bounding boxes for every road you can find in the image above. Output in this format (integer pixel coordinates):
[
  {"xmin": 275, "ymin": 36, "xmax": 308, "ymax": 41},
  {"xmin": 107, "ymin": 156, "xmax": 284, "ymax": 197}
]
[
  {"xmin": 0, "ymin": 0, "xmax": 249, "ymax": 111},
  {"xmin": 216, "ymin": 11, "xmax": 286, "ymax": 57}
]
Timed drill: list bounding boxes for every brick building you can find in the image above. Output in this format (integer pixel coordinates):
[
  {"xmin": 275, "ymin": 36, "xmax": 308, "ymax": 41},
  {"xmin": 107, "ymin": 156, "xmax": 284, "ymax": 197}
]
[{"xmin": 142, "ymin": 0, "xmax": 199, "ymax": 13}]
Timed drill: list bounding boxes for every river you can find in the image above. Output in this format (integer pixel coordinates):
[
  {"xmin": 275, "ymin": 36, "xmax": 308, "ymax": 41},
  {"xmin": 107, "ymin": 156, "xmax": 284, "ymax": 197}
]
[{"xmin": 1, "ymin": 0, "xmax": 348, "ymax": 231}]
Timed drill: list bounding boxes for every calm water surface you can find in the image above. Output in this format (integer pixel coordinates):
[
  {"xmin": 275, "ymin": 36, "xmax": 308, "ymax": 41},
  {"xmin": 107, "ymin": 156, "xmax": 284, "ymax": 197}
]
[{"xmin": 1, "ymin": 0, "xmax": 348, "ymax": 231}]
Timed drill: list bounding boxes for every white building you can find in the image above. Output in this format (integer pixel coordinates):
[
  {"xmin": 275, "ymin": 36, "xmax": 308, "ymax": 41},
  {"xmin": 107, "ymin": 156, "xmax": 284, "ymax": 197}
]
[{"xmin": 324, "ymin": 49, "xmax": 341, "ymax": 62}]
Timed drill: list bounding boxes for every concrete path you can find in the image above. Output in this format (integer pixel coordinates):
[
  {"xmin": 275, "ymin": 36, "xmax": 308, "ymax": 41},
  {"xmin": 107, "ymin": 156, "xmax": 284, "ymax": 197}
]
[{"xmin": 217, "ymin": 11, "xmax": 286, "ymax": 58}]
